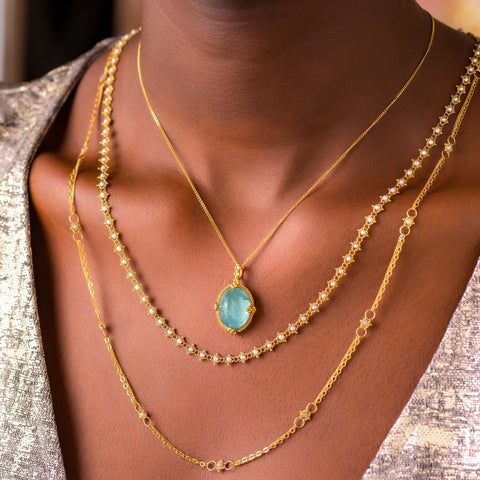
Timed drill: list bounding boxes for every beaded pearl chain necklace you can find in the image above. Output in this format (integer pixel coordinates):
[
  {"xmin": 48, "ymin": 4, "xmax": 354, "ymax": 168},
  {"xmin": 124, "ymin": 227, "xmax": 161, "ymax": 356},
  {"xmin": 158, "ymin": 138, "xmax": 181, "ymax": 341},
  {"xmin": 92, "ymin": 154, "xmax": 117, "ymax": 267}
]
[
  {"xmin": 90, "ymin": 38, "xmax": 480, "ymax": 366},
  {"xmin": 69, "ymin": 30, "xmax": 479, "ymax": 473}
]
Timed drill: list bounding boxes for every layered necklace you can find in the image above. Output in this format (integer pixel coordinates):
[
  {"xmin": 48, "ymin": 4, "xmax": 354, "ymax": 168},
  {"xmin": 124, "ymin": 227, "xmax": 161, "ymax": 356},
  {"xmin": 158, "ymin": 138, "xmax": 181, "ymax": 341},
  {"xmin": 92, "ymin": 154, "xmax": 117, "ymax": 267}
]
[
  {"xmin": 69, "ymin": 28, "xmax": 480, "ymax": 473},
  {"xmin": 89, "ymin": 19, "xmax": 442, "ymax": 363}
]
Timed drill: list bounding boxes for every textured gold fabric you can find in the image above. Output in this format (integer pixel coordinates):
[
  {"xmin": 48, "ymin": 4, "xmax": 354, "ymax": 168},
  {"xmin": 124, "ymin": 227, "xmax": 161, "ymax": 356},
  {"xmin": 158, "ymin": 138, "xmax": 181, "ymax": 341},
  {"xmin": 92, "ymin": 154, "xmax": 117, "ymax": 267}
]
[
  {"xmin": 0, "ymin": 39, "xmax": 113, "ymax": 480},
  {"xmin": 0, "ymin": 41, "xmax": 479, "ymax": 479}
]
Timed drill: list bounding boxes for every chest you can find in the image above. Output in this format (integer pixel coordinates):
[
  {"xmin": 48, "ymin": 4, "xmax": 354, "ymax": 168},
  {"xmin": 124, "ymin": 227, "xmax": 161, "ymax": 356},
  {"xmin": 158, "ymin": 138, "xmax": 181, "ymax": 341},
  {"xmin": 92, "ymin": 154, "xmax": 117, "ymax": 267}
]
[{"xmin": 29, "ymin": 151, "xmax": 480, "ymax": 479}]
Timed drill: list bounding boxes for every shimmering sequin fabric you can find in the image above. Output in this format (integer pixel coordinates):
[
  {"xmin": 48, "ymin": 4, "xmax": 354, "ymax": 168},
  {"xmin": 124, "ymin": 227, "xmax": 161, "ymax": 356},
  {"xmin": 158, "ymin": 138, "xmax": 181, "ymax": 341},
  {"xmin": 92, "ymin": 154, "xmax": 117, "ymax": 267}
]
[{"xmin": 0, "ymin": 41, "xmax": 479, "ymax": 480}]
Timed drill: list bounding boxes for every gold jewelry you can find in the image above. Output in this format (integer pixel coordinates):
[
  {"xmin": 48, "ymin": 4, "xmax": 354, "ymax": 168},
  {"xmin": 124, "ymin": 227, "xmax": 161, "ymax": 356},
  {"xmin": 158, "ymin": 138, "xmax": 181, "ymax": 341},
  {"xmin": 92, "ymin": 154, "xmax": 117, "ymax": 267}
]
[
  {"xmin": 136, "ymin": 16, "xmax": 435, "ymax": 333},
  {"xmin": 69, "ymin": 31, "xmax": 479, "ymax": 471},
  {"xmin": 93, "ymin": 22, "xmax": 477, "ymax": 366}
]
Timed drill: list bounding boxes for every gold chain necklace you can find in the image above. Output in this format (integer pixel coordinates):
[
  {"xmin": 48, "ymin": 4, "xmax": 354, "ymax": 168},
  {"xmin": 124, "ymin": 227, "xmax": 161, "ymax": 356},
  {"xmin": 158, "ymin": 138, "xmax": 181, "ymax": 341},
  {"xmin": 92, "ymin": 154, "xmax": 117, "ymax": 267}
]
[
  {"xmin": 68, "ymin": 30, "xmax": 479, "ymax": 472},
  {"xmin": 92, "ymin": 27, "xmax": 480, "ymax": 366},
  {"xmin": 136, "ymin": 17, "xmax": 435, "ymax": 333}
]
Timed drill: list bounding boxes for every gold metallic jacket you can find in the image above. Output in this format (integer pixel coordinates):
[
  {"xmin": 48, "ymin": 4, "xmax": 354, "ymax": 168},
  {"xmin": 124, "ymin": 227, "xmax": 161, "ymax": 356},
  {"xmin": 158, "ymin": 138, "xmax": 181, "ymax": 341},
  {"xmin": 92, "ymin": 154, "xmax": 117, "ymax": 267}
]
[{"xmin": 0, "ymin": 41, "xmax": 479, "ymax": 479}]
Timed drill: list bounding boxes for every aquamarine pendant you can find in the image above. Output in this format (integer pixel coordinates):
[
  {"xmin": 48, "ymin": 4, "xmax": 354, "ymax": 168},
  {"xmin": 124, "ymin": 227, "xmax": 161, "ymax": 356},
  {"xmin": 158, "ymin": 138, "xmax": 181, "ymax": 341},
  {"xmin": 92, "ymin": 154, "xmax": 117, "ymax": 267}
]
[{"xmin": 215, "ymin": 265, "xmax": 256, "ymax": 334}]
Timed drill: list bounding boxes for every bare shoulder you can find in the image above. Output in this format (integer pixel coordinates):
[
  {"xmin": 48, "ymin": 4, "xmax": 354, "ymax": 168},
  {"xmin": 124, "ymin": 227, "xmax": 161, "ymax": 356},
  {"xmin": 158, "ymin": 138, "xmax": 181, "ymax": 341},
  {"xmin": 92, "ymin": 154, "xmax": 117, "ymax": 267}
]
[{"xmin": 29, "ymin": 45, "xmax": 112, "ymax": 220}]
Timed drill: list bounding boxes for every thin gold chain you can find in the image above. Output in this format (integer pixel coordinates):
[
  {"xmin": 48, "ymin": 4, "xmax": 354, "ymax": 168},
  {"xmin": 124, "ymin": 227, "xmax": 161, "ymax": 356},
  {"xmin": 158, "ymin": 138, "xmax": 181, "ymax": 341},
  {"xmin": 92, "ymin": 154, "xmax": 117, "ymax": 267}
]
[
  {"xmin": 92, "ymin": 31, "xmax": 480, "ymax": 365},
  {"xmin": 69, "ymin": 30, "xmax": 478, "ymax": 472},
  {"xmin": 136, "ymin": 16, "xmax": 435, "ymax": 269}
]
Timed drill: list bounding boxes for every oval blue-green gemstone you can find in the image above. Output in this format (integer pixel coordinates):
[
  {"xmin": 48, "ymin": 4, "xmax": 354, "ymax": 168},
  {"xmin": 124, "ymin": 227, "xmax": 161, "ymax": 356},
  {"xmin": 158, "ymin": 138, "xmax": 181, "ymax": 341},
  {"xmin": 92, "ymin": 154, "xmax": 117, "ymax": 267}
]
[{"xmin": 218, "ymin": 286, "xmax": 252, "ymax": 331}]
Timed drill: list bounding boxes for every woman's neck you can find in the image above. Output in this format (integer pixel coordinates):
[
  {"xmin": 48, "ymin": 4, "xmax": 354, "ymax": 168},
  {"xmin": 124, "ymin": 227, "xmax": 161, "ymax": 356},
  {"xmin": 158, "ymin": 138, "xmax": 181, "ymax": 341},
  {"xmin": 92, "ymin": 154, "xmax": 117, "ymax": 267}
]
[
  {"xmin": 139, "ymin": 1, "xmax": 430, "ymax": 143},
  {"xmin": 132, "ymin": 1, "xmax": 433, "ymax": 202}
]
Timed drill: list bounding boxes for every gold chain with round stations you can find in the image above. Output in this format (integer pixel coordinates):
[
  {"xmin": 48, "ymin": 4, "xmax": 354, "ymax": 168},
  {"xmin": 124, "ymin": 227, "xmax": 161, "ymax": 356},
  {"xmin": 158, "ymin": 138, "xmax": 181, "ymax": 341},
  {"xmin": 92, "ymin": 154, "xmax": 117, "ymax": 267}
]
[
  {"xmin": 136, "ymin": 15, "xmax": 436, "ymax": 334},
  {"xmin": 92, "ymin": 35, "xmax": 480, "ymax": 366},
  {"xmin": 68, "ymin": 31, "xmax": 479, "ymax": 471}
]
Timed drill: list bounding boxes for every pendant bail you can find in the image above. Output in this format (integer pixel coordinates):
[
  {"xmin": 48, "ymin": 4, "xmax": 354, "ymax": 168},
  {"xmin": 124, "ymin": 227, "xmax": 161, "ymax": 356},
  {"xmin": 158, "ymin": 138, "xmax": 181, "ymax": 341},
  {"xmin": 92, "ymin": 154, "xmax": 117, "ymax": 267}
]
[{"xmin": 233, "ymin": 264, "xmax": 243, "ymax": 286}]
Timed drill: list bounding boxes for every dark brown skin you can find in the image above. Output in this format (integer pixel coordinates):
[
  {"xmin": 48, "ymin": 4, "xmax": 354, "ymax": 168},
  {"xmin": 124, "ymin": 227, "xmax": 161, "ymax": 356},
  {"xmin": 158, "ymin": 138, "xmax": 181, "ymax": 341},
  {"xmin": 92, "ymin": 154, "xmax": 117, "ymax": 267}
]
[{"xmin": 29, "ymin": 1, "xmax": 480, "ymax": 478}]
